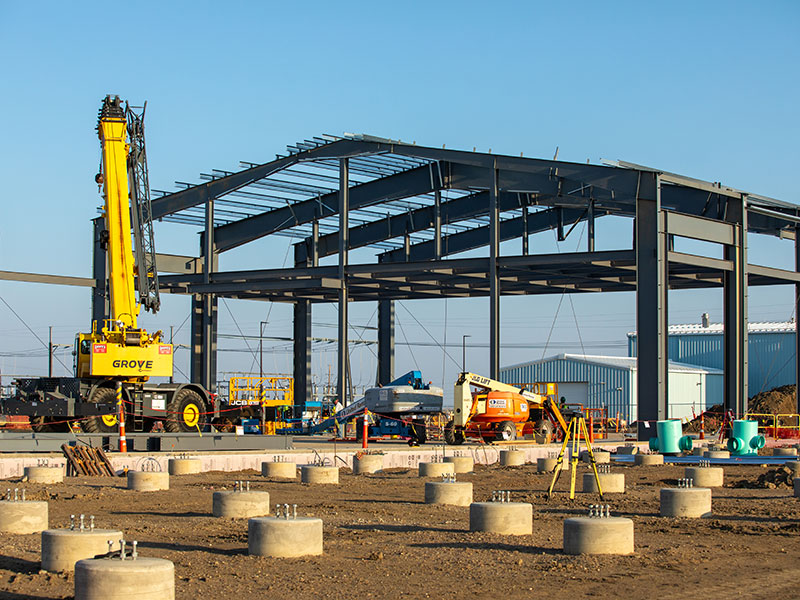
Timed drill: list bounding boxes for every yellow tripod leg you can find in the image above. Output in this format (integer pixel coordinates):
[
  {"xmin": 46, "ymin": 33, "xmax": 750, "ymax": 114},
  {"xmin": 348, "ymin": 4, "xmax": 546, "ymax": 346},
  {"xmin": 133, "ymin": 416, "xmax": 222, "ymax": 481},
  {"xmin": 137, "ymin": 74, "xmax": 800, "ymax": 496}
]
[
  {"xmin": 580, "ymin": 418, "xmax": 604, "ymax": 499},
  {"xmin": 547, "ymin": 418, "xmax": 574, "ymax": 498},
  {"xmin": 568, "ymin": 417, "xmax": 581, "ymax": 500}
]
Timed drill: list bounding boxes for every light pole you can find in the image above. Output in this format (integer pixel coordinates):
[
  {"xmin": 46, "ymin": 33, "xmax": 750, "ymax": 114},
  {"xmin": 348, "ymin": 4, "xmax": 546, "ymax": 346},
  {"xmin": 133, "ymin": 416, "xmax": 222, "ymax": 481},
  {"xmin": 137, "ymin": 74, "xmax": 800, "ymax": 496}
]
[{"xmin": 462, "ymin": 334, "xmax": 471, "ymax": 374}]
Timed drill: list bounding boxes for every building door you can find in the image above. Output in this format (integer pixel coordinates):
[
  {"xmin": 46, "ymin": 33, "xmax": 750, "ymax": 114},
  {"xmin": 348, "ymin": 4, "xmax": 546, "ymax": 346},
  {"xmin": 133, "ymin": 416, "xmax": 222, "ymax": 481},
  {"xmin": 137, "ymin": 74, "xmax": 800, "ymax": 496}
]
[{"xmin": 556, "ymin": 382, "xmax": 589, "ymax": 407}]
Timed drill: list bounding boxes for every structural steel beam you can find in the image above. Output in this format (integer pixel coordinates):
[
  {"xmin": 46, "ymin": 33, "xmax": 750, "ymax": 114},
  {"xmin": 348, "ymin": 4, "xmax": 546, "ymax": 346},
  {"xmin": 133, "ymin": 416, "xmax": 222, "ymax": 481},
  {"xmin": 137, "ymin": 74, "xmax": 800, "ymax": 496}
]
[
  {"xmin": 215, "ymin": 163, "xmax": 441, "ymax": 252},
  {"xmin": 381, "ymin": 206, "xmax": 595, "ymax": 262},
  {"xmin": 635, "ymin": 172, "xmax": 668, "ymax": 439},
  {"xmin": 665, "ymin": 212, "xmax": 735, "ymax": 246},
  {"xmin": 150, "ymin": 138, "xmax": 382, "ymax": 220}
]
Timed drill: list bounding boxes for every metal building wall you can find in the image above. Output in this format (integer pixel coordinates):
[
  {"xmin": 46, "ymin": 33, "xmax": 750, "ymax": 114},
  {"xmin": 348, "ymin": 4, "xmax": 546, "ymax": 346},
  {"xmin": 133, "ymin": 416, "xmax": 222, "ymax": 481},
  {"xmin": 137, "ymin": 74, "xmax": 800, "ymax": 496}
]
[
  {"xmin": 704, "ymin": 372, "xmax": 724, "ymax": 409},
  {"xmin": 500, "ymin": 358, "xmax": 633, "ymax": 421},
  {"xmin": 629, "ymin": 332, "xmax": 795, "ymax": 397}
]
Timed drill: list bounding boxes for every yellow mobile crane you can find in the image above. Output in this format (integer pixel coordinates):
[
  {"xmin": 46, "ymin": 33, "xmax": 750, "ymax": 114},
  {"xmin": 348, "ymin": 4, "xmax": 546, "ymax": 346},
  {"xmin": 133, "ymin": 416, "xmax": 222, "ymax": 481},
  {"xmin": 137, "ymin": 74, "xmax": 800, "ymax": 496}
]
[
  {"xmin": 6, "ymin": 96, "xmax": 212, "ymax": 433},
  {"xmin": 445, "ymin": 372, "xmax": 569, "ymax": 444}
]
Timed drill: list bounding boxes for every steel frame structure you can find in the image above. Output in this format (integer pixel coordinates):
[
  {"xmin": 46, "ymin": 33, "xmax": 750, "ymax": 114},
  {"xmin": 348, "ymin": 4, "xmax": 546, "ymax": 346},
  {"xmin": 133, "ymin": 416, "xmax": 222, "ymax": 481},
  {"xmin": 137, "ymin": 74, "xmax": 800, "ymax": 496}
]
[{"xmin": 5, "ymin": 134, "xmax": 800, "ymax": 433}]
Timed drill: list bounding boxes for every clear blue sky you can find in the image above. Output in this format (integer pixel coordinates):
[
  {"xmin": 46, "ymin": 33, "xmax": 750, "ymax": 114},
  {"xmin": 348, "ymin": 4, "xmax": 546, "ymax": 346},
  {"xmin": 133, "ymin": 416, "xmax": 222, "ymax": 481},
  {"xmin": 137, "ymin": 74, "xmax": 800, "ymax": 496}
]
[{"xmin": 1, "ymin": 1, "xmax": 798, "ymax": 401}]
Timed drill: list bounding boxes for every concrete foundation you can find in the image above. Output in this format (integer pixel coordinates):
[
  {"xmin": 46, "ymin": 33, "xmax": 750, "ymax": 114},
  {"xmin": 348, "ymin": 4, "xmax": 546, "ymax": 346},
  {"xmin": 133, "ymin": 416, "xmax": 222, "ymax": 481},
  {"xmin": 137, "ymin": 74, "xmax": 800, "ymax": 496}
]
[
  {"xmin": 0, "ymin": 500, "xmax": 48, "ymax": 534},
  {"xmin": 684, "ymin": 466, "xmax": 724, "ymax": 487},
  {"xmin": 692, "ymin": 447, "xmax": 707, "ymax": 456},
  {"xmin": 469, "ymin": 502, "xmax": 532, "ymax": 535},
  {"xmin": 353, "ymin": 454, "xmax": 384, "ymax": 475},
  {"xmin": 418, "ymin": 462, "xmax": 455, "ymax": 478},
  {"xmin": 300, "ymin": 466, "xmax": 339, "ymax": 484},
  {"xmin": 424, "ymin": 481, "xmax": 473, "ymax": 506},
  {"xmin": 41, "ymin": 528, "xmax": 123, "ymax": 572},
  {"xmin": 616, "ymin": 445, "xmax": 638, "ymax": 455},
  {"xmin": 773, "ymin": 447, "xmax": 798, "ymax": 457},
  {"xmin": 634, "ymin": 454, "xmax": 664, "ymax": 466},
  {"xmin": 443, "ymin": 456, "xmax": 474, "ymax": 473},
  {"xmin": 581, "ymin": 451, "xmax": 611, "ymax": 464},
  {"xmin": 212, "ymin": 491, "xmax": 271, "ymax": 518},
  {"xmin": 537, "ymin": 457, "xmax": 569, "ymax": 473},
  {"xmin": 24, "ymin": 466, "xmax": 64, "ymax": 484},
  {"xmin": 582, "ymin": 472, "xmax": 625, "ymax": 494},
  {"xmin": 499, "ymin": 450, "xmax": 525, "ymax": 466},
  {"xmin": 660, "ymin": 487, "xmax": 712, "ymax": 518},
  {"xmin": 248, "ymin": 517, "xmax": 323, "ymax": 557},
  {"xmin": 261, "ymin": 462, "xmax": 297, "ymax": 479},
  {"xmin": 168, "ymin": 458, "xmax": 202, "ymax": 475},
  {"xmin": 704, "ymin": 450, "xmax": 730, "ymax": 459},
  {"xmin": 126, "ymin": 471, "xmax": 169, "ymax": 491},
  {"xmin": 563, "ymin": 517, "xmax": 634, "ymax": 555},
  {"xmin": 74, "ymin": 557, "xmax": 174, "ymax": 600}
]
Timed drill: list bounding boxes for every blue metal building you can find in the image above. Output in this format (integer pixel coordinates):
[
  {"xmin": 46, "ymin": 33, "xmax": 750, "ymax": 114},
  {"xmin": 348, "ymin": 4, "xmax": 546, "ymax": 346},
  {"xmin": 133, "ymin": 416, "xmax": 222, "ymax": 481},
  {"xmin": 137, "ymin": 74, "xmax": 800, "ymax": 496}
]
[
  {"xmin": 499, "ymin": 353, "xmax": 723, "ymax": 422},
  {"xmin": 627, "ymin": 321, "xmax": 796, "ymax": 397}
]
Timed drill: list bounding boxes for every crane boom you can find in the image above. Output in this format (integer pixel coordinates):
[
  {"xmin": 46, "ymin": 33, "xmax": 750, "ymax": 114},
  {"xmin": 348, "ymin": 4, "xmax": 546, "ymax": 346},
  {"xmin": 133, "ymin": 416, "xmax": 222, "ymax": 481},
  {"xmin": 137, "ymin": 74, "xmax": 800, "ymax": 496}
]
[{"xmin": 97, "ymin": 96, "xmax": 139, "ymax": 328}]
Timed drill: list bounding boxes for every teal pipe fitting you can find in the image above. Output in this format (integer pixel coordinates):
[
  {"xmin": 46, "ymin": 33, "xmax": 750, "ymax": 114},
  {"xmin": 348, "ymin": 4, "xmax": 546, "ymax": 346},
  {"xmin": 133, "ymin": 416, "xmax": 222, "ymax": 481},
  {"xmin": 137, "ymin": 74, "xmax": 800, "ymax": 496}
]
[
  {"xmin": 648, "ymin": 420, "xmax": 685, "ymax": 455},
  {"xmin": 726, "ymin": 420, "xmax": 764, "ymax": 456}
]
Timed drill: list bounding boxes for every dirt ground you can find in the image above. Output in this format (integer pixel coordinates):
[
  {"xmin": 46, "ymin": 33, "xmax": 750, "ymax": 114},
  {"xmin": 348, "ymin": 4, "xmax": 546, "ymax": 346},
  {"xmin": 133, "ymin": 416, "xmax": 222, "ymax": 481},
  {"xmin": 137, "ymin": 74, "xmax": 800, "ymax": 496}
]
[{"xmin": 1, "ymin": 459, "xmax": 799, "ymax": 600}]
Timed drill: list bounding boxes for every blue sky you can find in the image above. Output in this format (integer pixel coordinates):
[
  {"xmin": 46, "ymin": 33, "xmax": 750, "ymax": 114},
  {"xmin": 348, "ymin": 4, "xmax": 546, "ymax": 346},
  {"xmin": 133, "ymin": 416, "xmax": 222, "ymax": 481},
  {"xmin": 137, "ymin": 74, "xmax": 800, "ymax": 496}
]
[{"xmin": 1, "ymin": 1, "xmax": 798, "ymax": 400}]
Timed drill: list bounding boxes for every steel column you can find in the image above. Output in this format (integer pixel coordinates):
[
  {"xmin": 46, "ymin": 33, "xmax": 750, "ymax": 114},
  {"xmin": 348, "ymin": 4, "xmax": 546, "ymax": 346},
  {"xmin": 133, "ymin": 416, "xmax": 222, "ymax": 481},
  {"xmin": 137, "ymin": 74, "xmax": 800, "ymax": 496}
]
[
  {"xmin": 91, "ymin": 217, "xmax": 108, "ymax": 326},
  {"xmin": 635, "ymin": 173, "xmax": 668, "ymax": 439},
  {"xmin": 723, "ymin": 197, "xmax": 748, "ymax": 417},
  {"xmin": 191, "ymin": 198, "xmax": 218, "ymax": 391},
  {"xmin": 522, "ymin": 205, "xmax": 529, "ymax": 255},
  {"xmin": 337, "ymin": 158, "xmax": 349, "ymax": 405},
  {"xmin": 796, "ymin": 225, "xmax": 800, "ymax": 413},
  {"xmin": 588, "ymin": 200, "xmax": 595, "ymax": 252},
  {"xmin": 489, "ymin": 164, "xmax": 500, "ymax": 379},
  {"xmin": 377, "ymin": 299, "xmax": 395, "ymax": 385},
  {"xmin": 311, "ymin": 218, "xmax": 319, "ymax": 267},
  {"xmin": 434, "ymin": 190, "xmax": 442, "ymax": 260},
  {"xmin": 293, "ymin": 299, "xmax": 312, "ymax": 417}
]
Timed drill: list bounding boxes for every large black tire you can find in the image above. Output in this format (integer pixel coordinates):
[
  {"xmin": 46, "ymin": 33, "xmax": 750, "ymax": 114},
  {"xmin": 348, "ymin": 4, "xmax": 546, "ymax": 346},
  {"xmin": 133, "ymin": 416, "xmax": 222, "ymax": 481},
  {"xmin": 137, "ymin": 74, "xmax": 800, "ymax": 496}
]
[
  {"xmin": 444, "ymin": 420, "xmax": 465, "ymax": 445},
  {"xmin": 533, "ymin": 419, "xmax": 554, "ymax": 439},
  {"xmin": 83, "ymin": 388, "xmax": 119, "ymax": 433},
  {"xmin": 165, "ymin": 388, "xmax": 207, "ymax": 433},
  {"xmin": 411, "ymin": 420, "xmax": 427, "ymax": 444},
  {"xmin": 495, "ymin": 420, "xmax": 516, "ymax": 441}
]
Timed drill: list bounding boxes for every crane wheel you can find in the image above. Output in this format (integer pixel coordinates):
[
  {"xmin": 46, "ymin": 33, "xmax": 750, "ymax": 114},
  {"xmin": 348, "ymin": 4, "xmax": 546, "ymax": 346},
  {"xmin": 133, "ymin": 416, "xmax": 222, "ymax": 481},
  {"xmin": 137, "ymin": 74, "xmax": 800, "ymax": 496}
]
[
  {"xmin": 165, "ymin": 389, "xmax": 207, "ymax": 433},
  {"xmin": 444, "ymin": 420, "xmax": 465, "ymax": 445},
  {"xmin": 495, "ymin": 420, "xmax": 516, "ymax": 441},
  {"xmin": 82, "ymin": 388, "xmax": 120, "ymax": 433}
]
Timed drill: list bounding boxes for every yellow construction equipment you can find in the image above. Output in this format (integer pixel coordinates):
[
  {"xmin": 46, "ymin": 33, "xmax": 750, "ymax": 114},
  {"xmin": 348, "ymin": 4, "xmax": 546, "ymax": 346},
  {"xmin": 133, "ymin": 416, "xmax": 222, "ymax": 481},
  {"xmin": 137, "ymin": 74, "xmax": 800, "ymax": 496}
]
[
  {"xmin": 445, "ymin": 372, "xmax": 569, "ymax": 444},
  {"xmin": 7, "ymin": 96, "xmax": 213, "ymax": 434}
]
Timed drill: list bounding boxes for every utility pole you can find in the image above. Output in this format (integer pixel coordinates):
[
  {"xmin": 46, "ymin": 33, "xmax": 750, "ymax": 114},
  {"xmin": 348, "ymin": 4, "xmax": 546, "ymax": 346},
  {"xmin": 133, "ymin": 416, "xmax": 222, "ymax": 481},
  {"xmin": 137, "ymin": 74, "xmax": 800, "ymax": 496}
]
[
  {"xmin": 48, "ymin": 326, "xmax": 53, "ymax": 377},
  {"xmin": 169, "ymin": 325, "xmax": 174, "ymax": 384}
]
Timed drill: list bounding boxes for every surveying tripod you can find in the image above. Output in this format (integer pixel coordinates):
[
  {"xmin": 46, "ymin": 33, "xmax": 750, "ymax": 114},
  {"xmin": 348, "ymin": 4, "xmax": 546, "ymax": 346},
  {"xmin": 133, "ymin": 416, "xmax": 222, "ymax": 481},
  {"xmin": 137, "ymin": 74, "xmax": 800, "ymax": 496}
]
[{"xmin": 547, "ymin": 414, "xmax": 604, "ymax": 500}]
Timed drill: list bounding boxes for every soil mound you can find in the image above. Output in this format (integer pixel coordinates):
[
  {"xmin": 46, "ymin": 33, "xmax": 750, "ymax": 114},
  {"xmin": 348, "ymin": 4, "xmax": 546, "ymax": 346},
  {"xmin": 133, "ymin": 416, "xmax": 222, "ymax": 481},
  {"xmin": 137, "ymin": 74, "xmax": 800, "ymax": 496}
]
[{"xmin": 732, "ymin": 466, "xmax": 794, "ymax": 489}]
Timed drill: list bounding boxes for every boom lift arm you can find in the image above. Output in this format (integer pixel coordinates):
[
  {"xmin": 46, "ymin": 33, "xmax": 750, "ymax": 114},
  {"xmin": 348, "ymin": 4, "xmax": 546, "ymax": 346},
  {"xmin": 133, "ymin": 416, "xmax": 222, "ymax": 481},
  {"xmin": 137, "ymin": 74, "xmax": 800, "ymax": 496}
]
[{"xmin": 452, "ymin": 372, "xmax": 569, "ymax": 433}]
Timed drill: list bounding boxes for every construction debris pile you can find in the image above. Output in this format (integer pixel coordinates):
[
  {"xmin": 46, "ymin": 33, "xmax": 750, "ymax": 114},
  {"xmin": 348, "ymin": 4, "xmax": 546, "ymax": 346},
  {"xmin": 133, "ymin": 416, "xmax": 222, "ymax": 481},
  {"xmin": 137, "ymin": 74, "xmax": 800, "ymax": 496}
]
[
  {"xmin": 731, "ymin": 466, "xmax": 795, "ymax": 489},
  {"xmin": 685, "ymin": 384, "xmax": 799, "ymax": 434}
]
